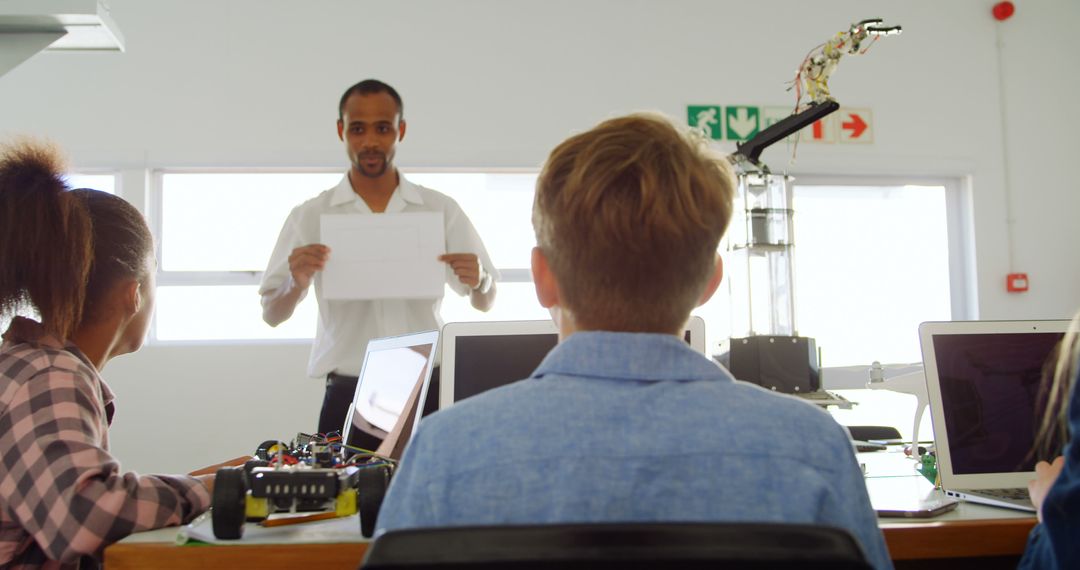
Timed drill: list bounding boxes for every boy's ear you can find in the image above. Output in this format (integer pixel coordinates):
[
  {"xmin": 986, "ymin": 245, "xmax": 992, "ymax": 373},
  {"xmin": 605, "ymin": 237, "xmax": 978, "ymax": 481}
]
[
  {"xmin": 531, "ymin": 247, "xmax": 560, "ymax": 309},
  {"xmin": 697, "ymin": 255, "xmax": 724, "ymax": 306},
  {"xmin": 398, "ymin": 118, "xmax": 407, "ymax": 141}
]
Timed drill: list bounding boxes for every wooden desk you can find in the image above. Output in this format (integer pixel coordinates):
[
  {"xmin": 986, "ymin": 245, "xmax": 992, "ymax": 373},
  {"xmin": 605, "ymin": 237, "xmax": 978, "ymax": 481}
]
[
  {"xmin": 882, "ymin": 517, "xmax": 1034, "ymax": 561},
  {"xmin": 106, "ymin": 541, "xmax": 368, "ymax": 569},
  {"xmin": 105, "ymin": 452, "xmax": 1035, "ymax": 569},
  {"xmin": 105, "ymin": 509, "xmax": 1036, "ymax": 569},
  {"xmin": 868, "ymin": 451, "xmax": 1037, "ymax": 565}
]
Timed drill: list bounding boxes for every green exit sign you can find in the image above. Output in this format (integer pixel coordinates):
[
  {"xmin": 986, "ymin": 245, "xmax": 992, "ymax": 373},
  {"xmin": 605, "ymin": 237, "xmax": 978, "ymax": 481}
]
[{"xmin": 687, "ymin": 105, "xmax": 722, "ymax": 140}]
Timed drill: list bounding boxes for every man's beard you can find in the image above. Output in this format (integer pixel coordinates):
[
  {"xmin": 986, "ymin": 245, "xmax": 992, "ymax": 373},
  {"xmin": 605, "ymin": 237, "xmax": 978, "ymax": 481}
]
[{"xmin": 356, "ymin": 152, "xmax": 389, "ymax": 178}]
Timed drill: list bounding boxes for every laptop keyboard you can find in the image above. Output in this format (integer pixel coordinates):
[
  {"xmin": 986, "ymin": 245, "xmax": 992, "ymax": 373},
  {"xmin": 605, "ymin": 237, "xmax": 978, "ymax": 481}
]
[{"xmin": 977, "ymin": 488, "xmax": 1030, "ymax": 501}]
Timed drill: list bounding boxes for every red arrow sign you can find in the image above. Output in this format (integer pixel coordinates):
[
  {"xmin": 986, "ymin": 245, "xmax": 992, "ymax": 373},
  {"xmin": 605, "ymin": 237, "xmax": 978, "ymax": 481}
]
[{"xmin": 842, "ymin": 113, "xmax": 868, "ymax": 138}]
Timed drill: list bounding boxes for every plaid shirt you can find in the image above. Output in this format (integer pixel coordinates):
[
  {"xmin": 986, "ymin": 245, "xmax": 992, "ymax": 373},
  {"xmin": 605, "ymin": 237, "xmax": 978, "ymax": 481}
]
[{"xmin": 0, "ymin": 318, "xmax": 210, "ymax": 569}]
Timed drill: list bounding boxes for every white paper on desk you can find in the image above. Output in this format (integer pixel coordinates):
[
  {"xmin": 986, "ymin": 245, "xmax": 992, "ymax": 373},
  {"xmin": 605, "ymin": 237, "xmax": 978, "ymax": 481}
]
[
  {"xmin": 320, "ymin": 213, "xmax": 445, "ymax": 300},
  {"xmin": 178, "ymin": 511, "xmax": 368, "ymax": 545}
]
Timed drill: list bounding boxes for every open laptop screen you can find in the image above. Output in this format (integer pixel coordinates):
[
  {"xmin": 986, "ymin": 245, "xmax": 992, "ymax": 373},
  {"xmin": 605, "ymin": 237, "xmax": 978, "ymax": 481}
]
[
  {"xmin": 454, "ymin": 333, "xmax": 559, "ymax": 402},
  {"xmin": 440, "ymin": 317, "xmax": 707, "ymax": 409},
  {"xmin": 343, "ymin": 330, "xmax": 439, "ymax": 460},
  {"xmin": 932, "ymin": 330, "xmax": 1063, "ymax": 475}
]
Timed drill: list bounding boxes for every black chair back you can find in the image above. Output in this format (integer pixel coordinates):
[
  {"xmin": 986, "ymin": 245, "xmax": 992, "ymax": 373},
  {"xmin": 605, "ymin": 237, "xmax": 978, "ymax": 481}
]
[
  {"xmin": 846, "ymin": 426, "xmax": 903, "ymax": 442},
  {"xmin": 361, "ymin": 522, "xmax": 872, "ymax": 569}
]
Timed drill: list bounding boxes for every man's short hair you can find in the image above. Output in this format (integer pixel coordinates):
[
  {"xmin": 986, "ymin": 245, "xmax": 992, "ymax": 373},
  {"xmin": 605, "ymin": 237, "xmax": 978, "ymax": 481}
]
[
  {"xmin": 532, "ymin": 113, "xmax": 735, "ymax": 333},
  {"xmin": 338, "ymin": 79, "xmax": 404, "ymax": 121}
]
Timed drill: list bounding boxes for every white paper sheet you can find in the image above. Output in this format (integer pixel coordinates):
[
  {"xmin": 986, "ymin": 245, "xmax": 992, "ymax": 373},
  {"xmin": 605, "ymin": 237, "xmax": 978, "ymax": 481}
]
[
  {"xmin": 320, "ymin": 212, "xmax": 445, "ymax": 300},
  {"xmin": 178, "ymin": 511, "xmax": 368, "ymax": 545}
]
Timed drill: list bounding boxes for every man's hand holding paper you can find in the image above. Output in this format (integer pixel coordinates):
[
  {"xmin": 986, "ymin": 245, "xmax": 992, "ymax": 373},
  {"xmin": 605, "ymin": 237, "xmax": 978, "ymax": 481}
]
[
  {"xmin": 288, "ymin": 244, "xmax": 330, "ymax": 290},
  {"xmin": 439, "ymin": 253, "xmax": 483, "ymax": 289}
]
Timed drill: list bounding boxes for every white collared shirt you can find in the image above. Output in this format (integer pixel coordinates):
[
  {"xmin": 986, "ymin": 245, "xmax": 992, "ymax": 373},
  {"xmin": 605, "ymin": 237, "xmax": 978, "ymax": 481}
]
[{"xmin": 260, "ymin": 173, "xmax": 499, "ymax": 378}]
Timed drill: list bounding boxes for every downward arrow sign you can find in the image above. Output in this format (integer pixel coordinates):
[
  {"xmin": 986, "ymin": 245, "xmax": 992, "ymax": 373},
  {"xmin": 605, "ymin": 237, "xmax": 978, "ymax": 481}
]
[
  {"xmin": 842, "ymin": 114, "xmax": 868, "ymax": 138},
  {"xmin": 728, "ymin": 108, "xmax": 758, "ymax": 140}
]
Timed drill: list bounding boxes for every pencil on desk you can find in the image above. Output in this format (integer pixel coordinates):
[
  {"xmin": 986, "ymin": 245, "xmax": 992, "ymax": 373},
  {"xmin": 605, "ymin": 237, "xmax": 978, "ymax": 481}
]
[{"xmin": 259, "ymin": 511, "xmax": 342, "ymax": 527}]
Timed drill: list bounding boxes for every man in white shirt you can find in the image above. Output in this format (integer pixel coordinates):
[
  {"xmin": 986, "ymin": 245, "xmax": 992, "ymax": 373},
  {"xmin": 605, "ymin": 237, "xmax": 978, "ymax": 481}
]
[{"xmin": 260, "ymin": 80, "xmax": 497, "ymax": 445}]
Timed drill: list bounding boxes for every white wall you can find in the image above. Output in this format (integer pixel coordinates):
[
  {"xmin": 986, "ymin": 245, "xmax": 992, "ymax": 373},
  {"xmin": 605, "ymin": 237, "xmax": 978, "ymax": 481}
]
[{"xmin": 1, "ymin": 0, "xmax": 1078, "ymax": 473}]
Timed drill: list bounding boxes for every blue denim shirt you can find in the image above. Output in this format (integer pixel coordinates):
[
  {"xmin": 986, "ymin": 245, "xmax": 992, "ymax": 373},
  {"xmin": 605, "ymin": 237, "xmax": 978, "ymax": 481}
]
[
  {"xmin": 377, "ymin": 331, "xmax": 892, "ymax": 569},
  {"xmin": 1019, "ymin": 367, "xmax": 1080, "ymax": 570}
]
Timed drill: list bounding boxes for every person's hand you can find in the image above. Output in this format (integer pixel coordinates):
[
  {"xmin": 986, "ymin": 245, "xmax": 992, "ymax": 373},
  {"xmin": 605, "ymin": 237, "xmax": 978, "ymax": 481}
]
[
  {"xmin": 439, "ymin": 253, "xmax": 482, "ymax": 289},
  {"xmin": 289, "ymin": 244, "xmax": 331, "ymax": 290},
  {"xmin": 1028, "ymin": 456, "xmax": 1065, "ymax": 522},
  {"xmin": 189, "ymin": 455, "xmax": 253, "ymax": 495},
  {"xmin": 194, "ymin": 473, "xmax": 216, "ymax": 494}
]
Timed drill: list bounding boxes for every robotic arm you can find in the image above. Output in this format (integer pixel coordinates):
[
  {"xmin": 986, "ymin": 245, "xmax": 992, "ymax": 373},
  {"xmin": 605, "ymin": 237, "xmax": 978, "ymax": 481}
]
[
  {"xmin": 731, "ymin": 18, "xmax": 901, "ymax": 170},
  {"xmin": 733, "ymin": 99, "xmax": 839, "ymax": 168},
  {"xmin": 798, "ymin": 18, "xmax": 903, "ymax": 105}
]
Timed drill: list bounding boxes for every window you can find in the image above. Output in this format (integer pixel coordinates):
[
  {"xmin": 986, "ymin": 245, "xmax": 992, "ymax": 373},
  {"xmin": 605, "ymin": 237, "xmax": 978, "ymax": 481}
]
[
  {"xmin": 789, "ymin": 179, "xmax": 959, "ymax": 366},
  {"xmin": 786, "ymin": 178, "xmax": 964, "ymax": 444},
  {"xmin": 153, "ymin": 171, "xmax": 339, "ymax": 341},
  {"xmin": 151, "ymin": 171, "xmax": 544, "ymax": 342},
  {"xmin": 158, "ymin": 172, "xmax": 341, "ymax": 272},
  {"xmin": 155, "ymin": 284, "xmax": 318, "ymax": 341},
  {"xmin": 64, "ymin": 173, "xmax": 116, "ymax": 194},
  {"xmin": 149, "ymin": 171, "xmax": 968, "ymax": 355},
  {"xmin": 408, "ymin": 172, "xmax": 544, "ymax": 324}
]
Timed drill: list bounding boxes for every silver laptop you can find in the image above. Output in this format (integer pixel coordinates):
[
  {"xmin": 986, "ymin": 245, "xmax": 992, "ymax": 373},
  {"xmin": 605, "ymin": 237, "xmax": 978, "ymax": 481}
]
[
  {"xmin": 920, "ymin": 319, "xmax": 1069, "ymax": 512},
  {"xmin": 439, "ymin": 317, "xmax": 707, "ymax": 409},
  {"xmin": 342, "ymin": 330, "xmax": 439, "ymax": 460}
]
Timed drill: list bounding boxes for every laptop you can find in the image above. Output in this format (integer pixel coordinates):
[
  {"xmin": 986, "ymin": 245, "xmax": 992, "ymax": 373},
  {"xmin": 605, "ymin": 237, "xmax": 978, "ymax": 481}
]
[
  {"xmin": 865, "ymin": 476, "xmax": 958, "ymax": 518},
  {"xmin": 920, "ymin": 319, "xmax": 1069, "ymax": 512},
  {"xmin": 342, "ymin": 330, "xmax": 439, "ymax": 461},
  {"xmin": 439, "ymin": 316, "xmax": 707, "ymax": 409}
]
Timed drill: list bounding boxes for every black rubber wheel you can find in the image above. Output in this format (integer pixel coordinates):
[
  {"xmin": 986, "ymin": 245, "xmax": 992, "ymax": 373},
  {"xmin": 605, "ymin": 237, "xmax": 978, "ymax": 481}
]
[
  {"xmin": 254, "ymin": 440, "xmax": 281, "ymax": 461},
  {"xmin": 243, "ymin": 458, "xmax": 269, "ymax": 475},
  {"xmin": 357, "ymin": 464, "xmax": 392, "ymax": 538},
  {"xmin": 211, "ymin": 467, "xmax": 247, "ymax": 539}
]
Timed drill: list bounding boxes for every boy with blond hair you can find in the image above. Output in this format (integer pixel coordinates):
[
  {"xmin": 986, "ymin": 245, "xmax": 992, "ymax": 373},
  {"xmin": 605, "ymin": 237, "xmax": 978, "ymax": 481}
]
[{"xmin": 376, "ymin": 113, "xmax": 891, "ymax": 569}]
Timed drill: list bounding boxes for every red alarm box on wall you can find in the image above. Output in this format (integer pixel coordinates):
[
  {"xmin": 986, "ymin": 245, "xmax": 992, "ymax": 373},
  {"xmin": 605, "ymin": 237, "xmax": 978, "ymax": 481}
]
[{"xmin": 1006, "ymin": 273, "xmax": 1029, "ymax": 293}]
